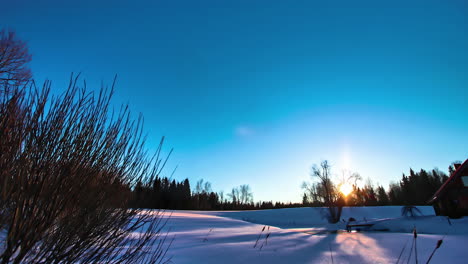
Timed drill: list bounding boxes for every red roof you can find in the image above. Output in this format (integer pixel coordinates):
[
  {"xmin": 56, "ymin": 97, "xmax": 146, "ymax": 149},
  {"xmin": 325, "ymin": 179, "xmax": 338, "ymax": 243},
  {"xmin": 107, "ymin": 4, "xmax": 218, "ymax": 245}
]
[{"xmin": 429, "ymin": 159, "xmax": 468, "ymax": 203}]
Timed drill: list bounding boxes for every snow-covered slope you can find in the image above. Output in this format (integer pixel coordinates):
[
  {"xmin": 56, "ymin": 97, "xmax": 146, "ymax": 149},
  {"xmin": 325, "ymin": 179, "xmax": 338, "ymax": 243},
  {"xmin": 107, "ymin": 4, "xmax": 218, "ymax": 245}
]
[
  {"xmin": 164, "ymin": 206, "xmax": 468, "ymax": 263},
  {"xmin": 3, "ymin": 206, "xmax": 464, "ymax": 263},
  {"xmin": 203, "ymin": 206, "xmax": 435, "ymax": 228}
]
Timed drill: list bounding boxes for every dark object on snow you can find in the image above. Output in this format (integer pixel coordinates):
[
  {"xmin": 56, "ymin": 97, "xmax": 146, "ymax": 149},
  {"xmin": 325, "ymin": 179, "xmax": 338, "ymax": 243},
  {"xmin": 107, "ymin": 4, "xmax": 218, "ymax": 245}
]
[
  {"xmin": 401, "ymin": 206, "xmax": 423, "ymax": 217},
  {"xmin": 446, "ymin": 217, "xmax": 452, "ymax": 226},
  {"xmin": 346, "ymin": 217, "xmax": 356, "ymax": 232},
  {"xmin": 345, "ymin": 217, "xmax": 375, "ymax": 232},
  {"xmin": 429, "ymin": 159, "xmax": 468, "ymax": 218}
]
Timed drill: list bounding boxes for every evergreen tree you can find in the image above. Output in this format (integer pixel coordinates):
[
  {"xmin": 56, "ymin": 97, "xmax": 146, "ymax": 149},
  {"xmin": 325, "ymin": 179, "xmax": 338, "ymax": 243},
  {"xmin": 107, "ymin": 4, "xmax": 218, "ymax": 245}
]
[{"xmin": 376, "ymin": 186, "xmax": 389, "ymax": 205}]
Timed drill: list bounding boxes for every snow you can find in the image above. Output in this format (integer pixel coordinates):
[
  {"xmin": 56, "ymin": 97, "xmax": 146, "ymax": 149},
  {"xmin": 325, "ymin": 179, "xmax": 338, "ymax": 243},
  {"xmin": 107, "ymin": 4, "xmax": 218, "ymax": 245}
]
[
  {"xmin": 201, "ymin": 206, "xmax": 435, "ymax": 228},
  {"xmin": 161, "ymin": 206, "xmax": 468, "ymax": 263},
  {"xmin": 2, "ymin": 206, "xmax": 467, "ymax": 263}
]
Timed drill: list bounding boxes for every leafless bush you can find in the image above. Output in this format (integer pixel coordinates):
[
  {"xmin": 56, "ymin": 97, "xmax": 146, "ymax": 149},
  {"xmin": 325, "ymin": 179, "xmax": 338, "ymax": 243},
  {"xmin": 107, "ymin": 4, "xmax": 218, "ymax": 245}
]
[{"xmin": 0, "ymin": 76, "xmax": 171, "ymax": 263}]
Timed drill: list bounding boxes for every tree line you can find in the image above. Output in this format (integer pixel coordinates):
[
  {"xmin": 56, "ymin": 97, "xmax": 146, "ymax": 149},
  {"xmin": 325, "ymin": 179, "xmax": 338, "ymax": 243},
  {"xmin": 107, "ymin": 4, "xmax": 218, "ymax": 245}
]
[
  {"xmin": 130, "ymin": 177, "xmax": 307, "ymax": 210},
  {"xmin": 129, "ymin": 162, "xmax": 452, "ymax": 212},
  {"xmin": 303, "ymin": 161, "xmax": 453, "ymax": 210}
]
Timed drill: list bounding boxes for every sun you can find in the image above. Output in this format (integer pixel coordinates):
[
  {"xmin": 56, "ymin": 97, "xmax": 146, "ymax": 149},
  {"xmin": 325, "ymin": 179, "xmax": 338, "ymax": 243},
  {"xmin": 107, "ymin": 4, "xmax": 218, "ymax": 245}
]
[{"xmin": 340, "ymin": 183, "xmax": 353, "ymax": 197}]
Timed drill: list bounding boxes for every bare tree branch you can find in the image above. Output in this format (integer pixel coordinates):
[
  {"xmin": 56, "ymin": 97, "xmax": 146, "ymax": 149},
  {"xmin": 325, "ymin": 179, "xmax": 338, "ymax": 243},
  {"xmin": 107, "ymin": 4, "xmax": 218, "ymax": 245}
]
[
  {"xmin": 0, "ymin": 30, "xmax": 32, "ymax": 89},
  {"xmin": 0, "ymin": 77, "xmax": 171, "ymax": 264}
]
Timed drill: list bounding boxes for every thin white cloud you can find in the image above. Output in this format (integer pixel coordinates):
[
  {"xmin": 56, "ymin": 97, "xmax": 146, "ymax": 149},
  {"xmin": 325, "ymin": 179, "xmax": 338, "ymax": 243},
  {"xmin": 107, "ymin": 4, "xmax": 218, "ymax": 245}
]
[{"xmin": 235, "ymin": 126, "xmax": 254, "ymax": 137}]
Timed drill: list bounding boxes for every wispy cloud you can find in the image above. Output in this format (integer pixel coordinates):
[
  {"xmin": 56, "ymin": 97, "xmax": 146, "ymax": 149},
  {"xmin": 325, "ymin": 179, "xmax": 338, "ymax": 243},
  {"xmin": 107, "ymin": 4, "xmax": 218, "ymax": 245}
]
[{"xmin": 235, "ymin": 126, "xmax": 254, "ymax": 137}]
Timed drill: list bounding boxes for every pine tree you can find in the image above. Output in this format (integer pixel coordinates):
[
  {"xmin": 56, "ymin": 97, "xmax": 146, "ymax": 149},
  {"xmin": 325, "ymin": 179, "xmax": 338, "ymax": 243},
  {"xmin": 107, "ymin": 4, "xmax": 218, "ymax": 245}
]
[{"xmin": 376, "ymin": 186, "xmax": 389, "ymax": 205}]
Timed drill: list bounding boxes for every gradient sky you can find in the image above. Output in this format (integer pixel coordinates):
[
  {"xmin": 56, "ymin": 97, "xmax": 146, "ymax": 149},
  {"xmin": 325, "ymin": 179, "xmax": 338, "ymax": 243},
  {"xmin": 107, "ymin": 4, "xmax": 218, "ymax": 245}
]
[{"xmin": 2, "ymin": 0, "xmax": 467, "ymax": 202}]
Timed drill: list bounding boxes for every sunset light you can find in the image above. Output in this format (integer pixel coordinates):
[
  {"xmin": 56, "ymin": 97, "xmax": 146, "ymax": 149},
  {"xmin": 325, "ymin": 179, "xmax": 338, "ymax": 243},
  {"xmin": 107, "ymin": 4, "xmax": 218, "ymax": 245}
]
[
  {"xmin": 2, "ymin": 1, "xmax": 467, "ymax": 263},
  {"xmin": 340, "ymin": 183, "xmax": 353, "ymax": 197}
]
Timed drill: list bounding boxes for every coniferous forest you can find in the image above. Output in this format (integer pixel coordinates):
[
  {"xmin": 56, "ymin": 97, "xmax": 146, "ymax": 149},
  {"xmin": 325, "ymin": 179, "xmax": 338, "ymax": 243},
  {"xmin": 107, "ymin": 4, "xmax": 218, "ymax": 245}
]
[{"xmin": 130, "ymin": 166, "xmax": 452, "ymax": 210}]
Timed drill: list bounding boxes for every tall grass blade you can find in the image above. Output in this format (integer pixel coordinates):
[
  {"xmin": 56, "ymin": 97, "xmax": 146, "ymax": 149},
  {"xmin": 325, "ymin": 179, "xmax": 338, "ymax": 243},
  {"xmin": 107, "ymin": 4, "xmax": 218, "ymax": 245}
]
[{"xmin": 396, "ymin": 238, "xmax": 410, "ymax": 264}]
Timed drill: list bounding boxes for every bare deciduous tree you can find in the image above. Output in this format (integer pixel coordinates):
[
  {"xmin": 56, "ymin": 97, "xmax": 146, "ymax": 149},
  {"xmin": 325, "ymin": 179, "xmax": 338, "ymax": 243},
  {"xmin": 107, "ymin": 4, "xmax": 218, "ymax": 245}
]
[
  {"xmin": 0, "ymin": 30, "xmax": 32, "ymax": 88},
  {"xmin": 227, "ymin": 185, "xmax": 253, "ymax": 205},
  {"xmin": 0, "ymin": 76, "xmax": 171, "ymax": 263},
  {"xmin": 304, "ymin": 160, "xmax": 343, "ymax": 223},
  {"xmin": 239, "ymin": 184, "xmax": 253, "ymax": 205},
  {"xmin": 227, "ymin": 187, "xmax": 240, "ymax": 205},
  {"xmin": 194, "ymin": 179, "xmax": 212, "ymax": 195}
]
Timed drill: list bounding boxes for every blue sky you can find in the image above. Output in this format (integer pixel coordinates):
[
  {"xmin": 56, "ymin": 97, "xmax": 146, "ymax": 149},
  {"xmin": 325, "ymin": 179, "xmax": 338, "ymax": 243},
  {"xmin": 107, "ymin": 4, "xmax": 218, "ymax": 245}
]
[{"xmin": 2, "ymin": 0, "xmax": 467, "ymax": 202}]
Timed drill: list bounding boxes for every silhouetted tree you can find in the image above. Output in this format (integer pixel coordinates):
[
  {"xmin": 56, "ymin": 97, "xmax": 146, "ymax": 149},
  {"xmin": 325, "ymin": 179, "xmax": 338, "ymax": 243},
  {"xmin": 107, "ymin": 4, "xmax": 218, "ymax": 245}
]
[
  {"xmin": 228, "ymin": 187, "xmax": 240, "ymax": 205},
  {"xmin": 307, "ymin": 161, "xmax": 343, "ymax": 223},
  {"xmin": 388, "ymin": 182, "xmax": 403, "ymax": 205},
  {"xmin": 376, "ymin": 185, "xmax": 389, "ymax": 205},
  {"xmin": 362, "ymin": 179, "xmax": 378, "ymax": 206},
  {"xmin": 0, "ymin": 30, "xmax": 32, "ymax": 88},
  {"xmin": 383, "ymin": 166, "xmax": 451, "ymax": 206},
  {"xmin": 239, "ymin": 184, "xmax": 253, "ymax": 205},
  {"xmin": 302, "ymin": 193, "xmax": 309, "ymax": 205}
]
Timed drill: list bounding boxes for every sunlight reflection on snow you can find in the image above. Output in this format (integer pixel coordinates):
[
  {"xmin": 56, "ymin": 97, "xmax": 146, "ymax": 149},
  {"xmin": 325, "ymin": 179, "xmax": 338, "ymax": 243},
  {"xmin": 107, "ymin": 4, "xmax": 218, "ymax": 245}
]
[{"xmin": 335, "ymin": 233, "xmax": 389, "ymax": 263}]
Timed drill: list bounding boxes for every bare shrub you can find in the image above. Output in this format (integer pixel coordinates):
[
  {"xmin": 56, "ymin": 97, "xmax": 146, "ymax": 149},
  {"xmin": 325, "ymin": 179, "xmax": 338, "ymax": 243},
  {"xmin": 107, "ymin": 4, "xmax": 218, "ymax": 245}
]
[{"xmin": 0, "ymin": 76, "xmax": 171, "ymax": 263}]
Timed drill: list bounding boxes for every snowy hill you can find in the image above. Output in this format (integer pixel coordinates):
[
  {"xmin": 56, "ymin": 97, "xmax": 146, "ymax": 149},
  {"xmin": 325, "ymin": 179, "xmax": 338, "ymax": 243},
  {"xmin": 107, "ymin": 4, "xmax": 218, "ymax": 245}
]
[
  {"xmin": 163, "ymin": 206, "xmax": 468, "ymax": 263},
  {"xmin": 203, "ymin": 206, "xmax": 435, "ymax": 228}
]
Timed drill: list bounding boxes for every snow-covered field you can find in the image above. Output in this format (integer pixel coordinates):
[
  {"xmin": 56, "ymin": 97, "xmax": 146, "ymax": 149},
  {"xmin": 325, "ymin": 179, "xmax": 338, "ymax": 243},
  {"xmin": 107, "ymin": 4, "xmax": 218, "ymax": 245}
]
[{"xmin": 162, "ymin": 206, "xmax": 468, "ymax": 264}]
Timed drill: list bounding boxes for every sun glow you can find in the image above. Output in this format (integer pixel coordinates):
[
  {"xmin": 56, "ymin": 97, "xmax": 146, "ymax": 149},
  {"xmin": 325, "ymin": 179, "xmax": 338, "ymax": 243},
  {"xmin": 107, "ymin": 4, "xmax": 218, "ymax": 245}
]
[
  {"xmin": 341, "ymin": 146, "xmax": 351, "ymax": 171},
  {"xmin": 340, "ymin": 183, "xmax": 353, "ymax": 196}
]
